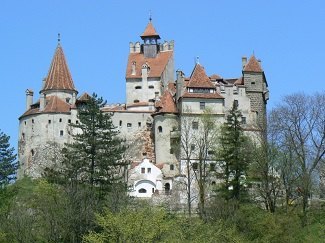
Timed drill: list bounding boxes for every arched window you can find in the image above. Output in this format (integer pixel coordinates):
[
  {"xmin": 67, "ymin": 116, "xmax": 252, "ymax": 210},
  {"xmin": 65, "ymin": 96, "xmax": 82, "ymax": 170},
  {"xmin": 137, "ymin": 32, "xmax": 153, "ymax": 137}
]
[
  {"xmin": 31, "ymin": 149, "xmax": 35, "ymax": 157},
  {"xmin": 158, "ymin": 126, "xmax": 162, "ymax": 133},
  {"xmin": 139, "ymin": 188, "xmax": 147, "ymax": 193},
  {"xmin": 165, "ymin": 183, "xmax": 171, "ymax": 194}
]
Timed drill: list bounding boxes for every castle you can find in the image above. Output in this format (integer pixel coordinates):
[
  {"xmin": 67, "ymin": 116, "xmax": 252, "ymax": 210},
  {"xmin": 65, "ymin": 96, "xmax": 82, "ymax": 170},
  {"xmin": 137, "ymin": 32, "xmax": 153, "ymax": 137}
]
[{"xmin": 18, "ymin": 20, "xmax": 269, "ymax": 198}]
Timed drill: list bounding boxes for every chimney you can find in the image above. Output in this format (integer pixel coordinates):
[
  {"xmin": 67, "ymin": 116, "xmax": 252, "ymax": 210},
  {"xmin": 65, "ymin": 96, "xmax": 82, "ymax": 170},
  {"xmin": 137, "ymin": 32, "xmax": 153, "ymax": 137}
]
[
  {"xmin": 242, "ymin": 56, "xmax": 247, "ymax": 70},
  {"xmin": 72, "ymin": 93, "xmax": 76, "ymax": 105},
  {"xmin": 42, "ymin": 77, "xmax": 46, "ymax": 90},
  {"xmin": 39, "ymin": 93, "xmax": 46, "ymax": 111},
  {"xmin": 176, "ymin": 70, "xmax": 184, "ymax": 101},
  {"xmin": 131, "ymin": 61, "xmax": 136, "ymax": 75},
  {"xmin": 25, "ymin": 89, "xmax": 34, "ymax": 111}
]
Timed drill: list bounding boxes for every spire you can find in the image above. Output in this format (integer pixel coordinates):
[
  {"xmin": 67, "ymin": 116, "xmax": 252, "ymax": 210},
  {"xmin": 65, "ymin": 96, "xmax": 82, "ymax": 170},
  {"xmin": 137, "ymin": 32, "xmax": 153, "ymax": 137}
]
[
  {"xmin": 140, "ymin": 20, "xmax": 160, "ymax": 40},
  {"xmin": 42, "ymin": 43, "xmax": 76, "ymax": 92}
]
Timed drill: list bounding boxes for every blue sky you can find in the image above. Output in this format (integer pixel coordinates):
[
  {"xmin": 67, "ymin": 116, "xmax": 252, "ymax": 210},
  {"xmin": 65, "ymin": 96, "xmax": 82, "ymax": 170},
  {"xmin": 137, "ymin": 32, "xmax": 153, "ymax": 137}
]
[{"xmin": 1, "ymin": 1, "xmax": 324, "ymax": 151}]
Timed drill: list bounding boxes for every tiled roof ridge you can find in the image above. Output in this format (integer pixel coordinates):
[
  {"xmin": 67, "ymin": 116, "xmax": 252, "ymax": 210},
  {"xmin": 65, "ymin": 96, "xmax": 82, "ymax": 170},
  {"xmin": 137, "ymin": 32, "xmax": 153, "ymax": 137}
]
[
  {"xmin": 243, "ymin": 55, "xmax": 263, "ymax": 72},
  {"xmin": 42, "ymin": 44, "xmax": 77, "ymax": 92}
]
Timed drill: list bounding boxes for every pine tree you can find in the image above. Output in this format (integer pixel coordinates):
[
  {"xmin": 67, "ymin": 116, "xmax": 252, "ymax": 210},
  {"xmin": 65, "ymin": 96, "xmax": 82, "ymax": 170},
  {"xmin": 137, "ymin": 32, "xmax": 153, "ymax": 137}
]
[
  {"xmin": 0, "ymin": 130, "xmax": 17, "ymax": 187},
  {"xmin": 57, "ymin": 93, "xmax": 127, "ymax": 193},
  {"xmin": 218, "ymin": 101, "xmax": 250, "ymax": 201}
]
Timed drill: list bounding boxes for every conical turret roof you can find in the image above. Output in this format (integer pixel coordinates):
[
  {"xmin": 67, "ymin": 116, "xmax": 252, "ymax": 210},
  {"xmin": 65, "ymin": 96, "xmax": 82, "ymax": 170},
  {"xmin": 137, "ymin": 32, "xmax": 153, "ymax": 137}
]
[
  {"xmin": 42, "ymin": 44, "xmax": 76, "ymax": 92},
  {"xmin": 140, "ymin": 21, "xmax": 160, "ymax": 39},
  {"xmin": 243, "ymin": 55, "xmax": 263, "ymax": 72}
]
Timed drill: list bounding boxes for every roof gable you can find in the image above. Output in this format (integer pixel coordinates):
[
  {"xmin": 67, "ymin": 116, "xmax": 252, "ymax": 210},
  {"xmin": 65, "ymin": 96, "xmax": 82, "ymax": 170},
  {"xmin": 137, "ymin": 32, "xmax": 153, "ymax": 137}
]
[{"xmin": 43, "ymin": 44, "xmax": 76, "ymax": 92}]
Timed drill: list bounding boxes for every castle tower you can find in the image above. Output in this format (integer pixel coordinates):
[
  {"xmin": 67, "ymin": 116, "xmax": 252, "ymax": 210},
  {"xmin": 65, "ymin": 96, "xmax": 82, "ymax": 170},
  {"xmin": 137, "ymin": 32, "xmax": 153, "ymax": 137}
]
[
  {"xmin": 125, "ymin": 19, "xmax": 174, "ymax": 110},
  {"xmin": 18, "ymin": 40, "xmax": 79, "ymax": 178},
  {"xmin": 242, "ymin": 55, "xmax": 269, "ymax": 132},
  {"xmin": 152, "ymin": 84, "xmax": 179, "ymax": 176}
]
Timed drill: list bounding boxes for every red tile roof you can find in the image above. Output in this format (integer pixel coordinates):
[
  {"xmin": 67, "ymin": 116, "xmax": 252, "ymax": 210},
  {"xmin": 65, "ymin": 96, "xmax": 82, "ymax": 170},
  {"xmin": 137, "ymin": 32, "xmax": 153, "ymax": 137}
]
[
  {"xmin": 20, "ymin": 96, "xmax": 72, "ymax": 118},
  {"xmin": 243, "ymin": 55, "xmax": 263, "ymax": 72},
  {"xmin": 43, "ymin": 44, "xmax": 76, "ymax": 92},
  {"xmin": 182, "ymin": 91, "xmax": 224, "ymax": 99},
  {"xmin": 126, "ymin": 51, "xmax": 173, "ymax": 78},
  {"xmin": 77, "ymin": 92, "xmax": 91, "ymax": 101},
  {"xmin": 127, "ymin": 102, "xmax": 150, "ymax": 108},
  {"xmin": 155, "ymin": 89, "xmax": 178, "ymax": 114},
  {"xmin": 167, "ymin": 82, "xmax": 176, "ymax": 95},
  {"xmin": 210, "ymin": 74, "xmax": 222, "ymax": 80},
  {"xmin": 140, "ymin": 21, "xmax": 160, "ymax": 39},
  {"xmin": 234, "ymin": 77, "xmax": 244, "ymax": 85},
  {"xmin": 187, "ymin": 64, "xmax": 215, "ymax": 88}
]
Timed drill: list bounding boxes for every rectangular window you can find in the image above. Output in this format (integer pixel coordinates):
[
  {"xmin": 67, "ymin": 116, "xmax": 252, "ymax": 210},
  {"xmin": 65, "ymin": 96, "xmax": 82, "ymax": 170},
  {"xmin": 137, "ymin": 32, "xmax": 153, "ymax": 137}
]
[
  {"xmin": 170, "ymin": 164, "xmax": 174, "ymax": 171},
  {"xmin": 138, "ymin": 122, "xmax": 141, "ymax": 128},
  {"xmin": 200, "ymin": 102, "xmax": 205, "ymax": 110},
  {"xmin": 191, "ymin": 144, "xmax": 195, "ymax": 151},
  {"xmin": 68, "ymin": 119, "xmax": 71, "ymax": 124},
  {"xmin": 127, "ymin": 123, "xmax": 132, "ymax": 128},
  {"xmin": 170, "ymin": 148, "xmax": 174, "ymax": 154},
  {"xmin": 242, "ymin": 116, "xmax": 246, "ymax": 124},
  {"xmin": 192, "ymin": 121, "xmax": 199, "ymax": 130},
  {"xmin": 48, "ymin": 120, "xmax": 51, "ymax": 124},
  {"xmin": 234, "ymin": 100, "xmax": 238, "ymax": 107},
  {"xmin": 147, "ymin": 168, "xmax": 151, "ymax": 173},
  {"xmin": 60, "ymin": 130, "xmax": 64, "ymax": 136},
  {"xmin": 192, "ymin": 163, "xmax": 198, "ymax": 170},
  {"xmin": 141, "ymin": 167, "xmax": 145, "ymax": 174}
]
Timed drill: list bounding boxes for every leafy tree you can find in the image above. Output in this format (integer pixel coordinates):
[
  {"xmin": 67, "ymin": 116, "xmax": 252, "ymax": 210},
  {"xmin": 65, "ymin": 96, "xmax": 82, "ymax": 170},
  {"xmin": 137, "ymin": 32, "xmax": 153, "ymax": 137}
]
[
  {"xmin": 84, "ymin": 206, "xmax": 181, "ymax": 243},
  {"xmin": 0, "ymin": 130, "xmax": 17, "ymax": 188},
  {"xmin": 217, "ymin": 101, "xmax": 251, "ymax": 201}
]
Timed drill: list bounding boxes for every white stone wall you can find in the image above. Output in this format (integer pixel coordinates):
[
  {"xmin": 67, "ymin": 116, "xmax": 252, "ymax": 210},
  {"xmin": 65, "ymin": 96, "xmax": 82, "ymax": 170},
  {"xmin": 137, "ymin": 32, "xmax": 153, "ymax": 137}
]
[
  {"xmin": 126, "ymin": 79, "xmax": 161, "ymax": 105},
  {"xmin": 18, "ymin": 110, "xmax": 78, "ymax": 178},
  {"xmin": 181, "ymin": 98, "xmax": 224, "ymax": 114},
  {"xmin": 129, "ymin": 159, "xmax": 163, "ymax": 198},
  {"xmin": 154, "ymin": 114, "xmax": 178, "ymax": 166}
]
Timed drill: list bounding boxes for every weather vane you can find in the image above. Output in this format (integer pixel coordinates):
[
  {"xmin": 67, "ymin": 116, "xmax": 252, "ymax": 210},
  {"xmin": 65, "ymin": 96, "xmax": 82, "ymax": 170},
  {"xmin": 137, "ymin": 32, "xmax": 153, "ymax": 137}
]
[{"xmin": 149, "ymin": 10, "xmax": 152, "ymax": 22}]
